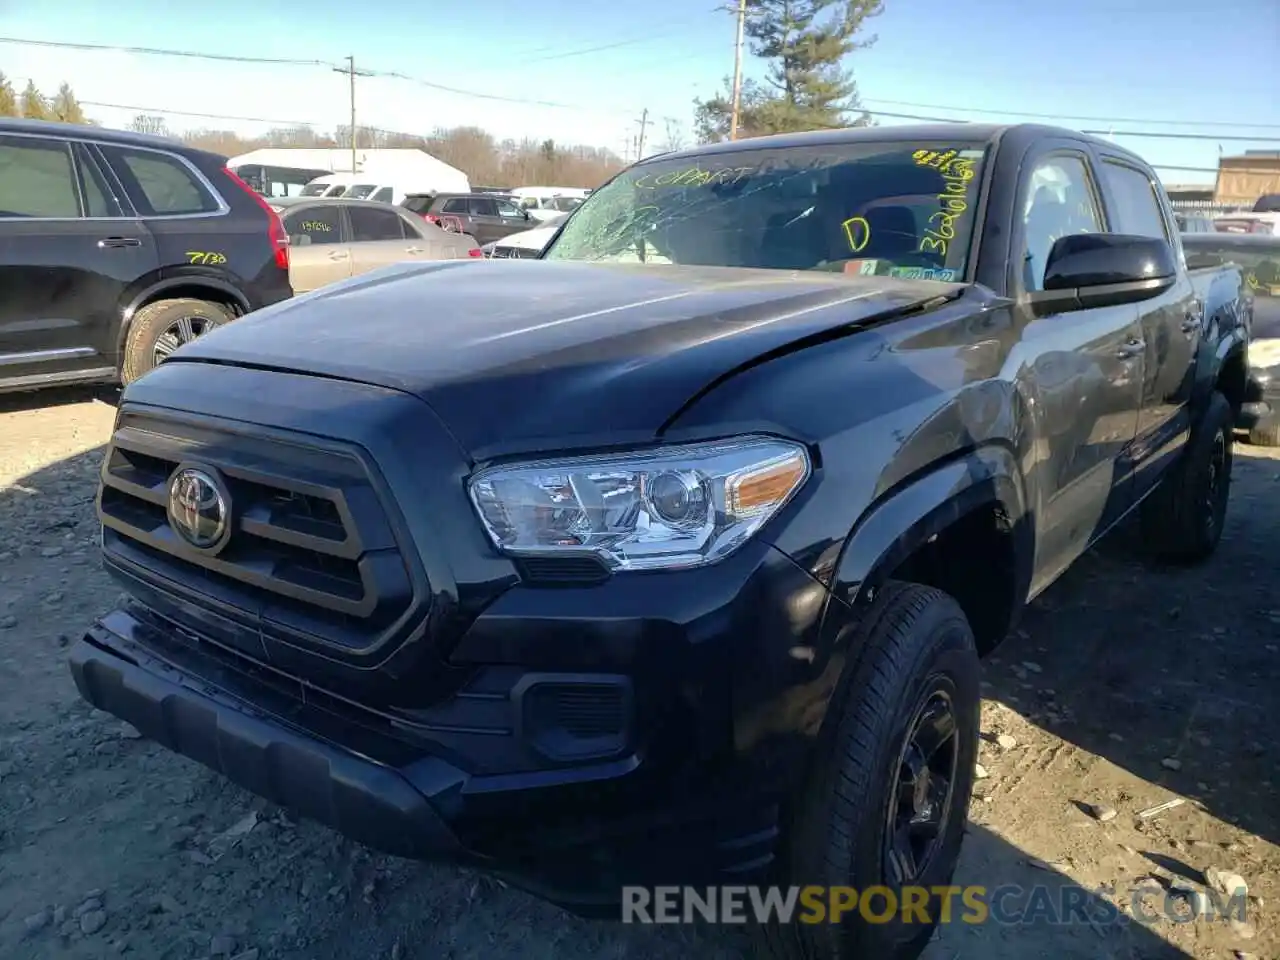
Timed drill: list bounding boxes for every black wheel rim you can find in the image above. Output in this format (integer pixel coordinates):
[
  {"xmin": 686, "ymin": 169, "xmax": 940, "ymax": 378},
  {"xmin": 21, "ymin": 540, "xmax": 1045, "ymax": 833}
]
[
  {"xmin": 1203, "ymin": 429, "xmax": 1228, "ymax": 537},
  {"xmin": 153, "ymin": 315, "xmax": 214, "ymax": 365},
  {"xmin": 883, "ymin": 681, "xmax": 959, "ymax": 886}
]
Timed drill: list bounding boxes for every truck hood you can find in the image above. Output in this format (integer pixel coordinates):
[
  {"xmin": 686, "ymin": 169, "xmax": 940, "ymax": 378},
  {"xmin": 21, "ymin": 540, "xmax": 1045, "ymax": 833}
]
[{"xmin": 172, "ymin": 260, "xmax": 960, "ymax": 457}]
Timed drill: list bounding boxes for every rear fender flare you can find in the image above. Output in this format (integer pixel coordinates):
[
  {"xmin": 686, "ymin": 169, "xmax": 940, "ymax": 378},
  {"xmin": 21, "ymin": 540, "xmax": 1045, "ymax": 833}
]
[{"xmin": 118, "ymin": 276, "xmax": 251, "ymax": 353}]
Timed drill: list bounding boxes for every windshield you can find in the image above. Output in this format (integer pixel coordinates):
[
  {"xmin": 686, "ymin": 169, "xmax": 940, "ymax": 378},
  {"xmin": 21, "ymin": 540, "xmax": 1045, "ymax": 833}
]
[
  {"xmin": 344, "ymin": 184, "xmax": 378, "ymax": 199},
  {"xmin": 544, "ymin": 140, "xmax": 988, "ymax": 281},
  {"xmin": 299, "ymin": 182, "xmax": 330, "ymax": 196}
]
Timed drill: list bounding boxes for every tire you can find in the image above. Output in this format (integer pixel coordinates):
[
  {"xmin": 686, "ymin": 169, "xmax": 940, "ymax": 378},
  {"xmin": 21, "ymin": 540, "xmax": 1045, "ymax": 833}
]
[
  {"xmin": 760, "ymin": 580, "xmax": 981, "ymax": 960},
  {"xmin": 1139, "ymin": 390, "xmax": 1234, "ymax": 564},
  {"xmin": 121, "ymin": 298, "xmax": 232, "ymax": 385},
  {"xmin": 1247, "ymin": 419, "xmax": 1280, "ymax": 447}
]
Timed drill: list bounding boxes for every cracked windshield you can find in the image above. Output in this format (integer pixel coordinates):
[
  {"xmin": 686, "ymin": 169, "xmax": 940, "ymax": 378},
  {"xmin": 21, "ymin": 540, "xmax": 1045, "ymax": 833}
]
[{"xmin": 1, "ymin": 0, "xmax": 1278, "ymax": 959}]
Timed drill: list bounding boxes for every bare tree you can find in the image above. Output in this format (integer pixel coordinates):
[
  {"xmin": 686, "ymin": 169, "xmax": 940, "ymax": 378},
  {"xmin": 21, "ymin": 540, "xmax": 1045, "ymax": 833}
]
[{"xmin": 657, "ymin": 118, "xmax": 686, "ymax": 155}]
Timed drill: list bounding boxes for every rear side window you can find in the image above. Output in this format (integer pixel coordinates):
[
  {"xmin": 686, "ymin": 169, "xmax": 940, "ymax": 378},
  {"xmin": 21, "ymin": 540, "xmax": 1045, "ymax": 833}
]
[
  {"xmin": 402, "ymin": 196, "xmax": 433, "ymax": 213},
  {"xmin": 282, "ymin": 205, "xmax": 344, "ymax": 245},
  {"xmin": 348, "ymin": 205, "xmax": 407, "ymax": 241},
  {"xmin": 0, "ymin": 136, "xmax": 81, "ymax": 218},
  {"xmin": 101, "ymin": 146, "xmax": 220, "ymax": 216},
  {"xmin": 442, "ymin": 197, "xmax": 469, "ymax": 214},
  {"xmin": 1102, "ymin": 162, "xmax": 1169, "ymax": 240}
]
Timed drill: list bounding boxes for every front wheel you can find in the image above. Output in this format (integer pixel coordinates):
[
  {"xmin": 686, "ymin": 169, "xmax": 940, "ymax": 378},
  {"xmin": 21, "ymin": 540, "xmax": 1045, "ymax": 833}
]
[
  {"xmin": 121, "ymin": 298, "xmax": 232, "ymax": 385},
  {"xmin": 762, "ymin": 581, "xmax": 981, "ymax": 960}
]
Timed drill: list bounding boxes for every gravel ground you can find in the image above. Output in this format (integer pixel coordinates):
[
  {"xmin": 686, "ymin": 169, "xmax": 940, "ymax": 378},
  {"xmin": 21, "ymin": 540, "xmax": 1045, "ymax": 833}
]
[{"xmin": 0, "ymin": 387, "xmax": 1276, "ymax": 960}]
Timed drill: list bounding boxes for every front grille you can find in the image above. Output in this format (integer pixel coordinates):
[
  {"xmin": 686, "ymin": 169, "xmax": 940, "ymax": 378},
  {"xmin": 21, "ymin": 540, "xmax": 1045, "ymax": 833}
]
[{"xmin": 98, "ymin": 409, "xmax": 420, "ymax": 654}]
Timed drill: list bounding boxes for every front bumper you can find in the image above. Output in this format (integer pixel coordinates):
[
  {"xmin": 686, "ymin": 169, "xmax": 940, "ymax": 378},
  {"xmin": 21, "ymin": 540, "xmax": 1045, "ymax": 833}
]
[
  {"xmin": 71, "ymin": 611, "xmax": 463, "ymax": 861},
  {"xmin": 72, "ymin": 538, "xmax": 829, "ymax": 911}
]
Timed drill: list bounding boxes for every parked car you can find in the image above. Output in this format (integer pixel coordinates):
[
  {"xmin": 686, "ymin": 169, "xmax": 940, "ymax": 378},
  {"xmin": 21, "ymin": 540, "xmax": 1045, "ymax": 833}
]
[
  {"xmin": 402, "ymin": 192, "xmax": 534, "ymax": 244},
  {"xmin": 0, "ymin": 118, "xmax": 292, "ymax": 395},
  {"xmin": 270, "ymin": 197, "xmax": 481, "ymax": 293},
  {"xmin": 73, "ymin": 123, "xmax": 1248, "ymax": 960},
  {"xmin": 1182, "ymin": 231, "xmax": 1280, "ymax": 445},
  {"xmin": 480, "ymin": 212, "xmax": 569, "ymax": 258}
]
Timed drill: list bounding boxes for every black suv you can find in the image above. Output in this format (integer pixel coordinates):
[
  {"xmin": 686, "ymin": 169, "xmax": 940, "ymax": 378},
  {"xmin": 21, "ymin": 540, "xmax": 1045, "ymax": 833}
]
[
  {"xmin": 401, "ymin": 192, "xmax": 533, "ymax": 245},
  {"xmin": 0, "ymin": 119, "xmax": 293, "ymax": 395}
]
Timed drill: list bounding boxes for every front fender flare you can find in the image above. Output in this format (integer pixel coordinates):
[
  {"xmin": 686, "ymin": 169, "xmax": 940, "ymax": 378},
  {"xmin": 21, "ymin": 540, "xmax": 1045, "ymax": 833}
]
[{"xmin": 829, "ymin": 444, "xmax": 1032, "ymax": 613}]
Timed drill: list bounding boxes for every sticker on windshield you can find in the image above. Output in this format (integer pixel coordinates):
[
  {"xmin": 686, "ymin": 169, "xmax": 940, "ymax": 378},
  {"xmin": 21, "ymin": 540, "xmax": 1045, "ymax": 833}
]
[
  {"xmin": 843, "ymin": 259, "xmax": 882, "ymax": 275},
  {"xmin": 889, "ymin": 266, "xmax": 960, "ymax": 282}
]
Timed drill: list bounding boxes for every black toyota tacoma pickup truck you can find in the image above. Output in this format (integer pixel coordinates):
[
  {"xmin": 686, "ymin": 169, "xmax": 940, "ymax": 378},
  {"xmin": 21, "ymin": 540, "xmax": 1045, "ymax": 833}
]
[{"xmin": 71, "ymin": 124, "xmax": 1249, "ymax": 959}]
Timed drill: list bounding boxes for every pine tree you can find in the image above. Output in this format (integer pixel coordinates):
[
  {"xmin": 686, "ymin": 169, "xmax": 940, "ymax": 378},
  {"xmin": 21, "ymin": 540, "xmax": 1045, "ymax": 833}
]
[
  {"xmin": 51, "ymin": 82, "xmax": 86, "ymax": 124},
  {"xmin": 693, "ymin": 0, "xmax": 882, "ymax": 141},
  {"xmin": 20, "ymin": 80, "xmax": 50, "ymax": 120},
  {"xmin": 0, "ymin": 73, "xmax": 17, "ymax": 117}
]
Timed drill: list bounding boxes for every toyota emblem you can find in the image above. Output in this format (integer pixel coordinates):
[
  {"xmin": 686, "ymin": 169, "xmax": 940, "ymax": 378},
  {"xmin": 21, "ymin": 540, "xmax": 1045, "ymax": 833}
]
[{"xmin": 166, "ymin": 466, "xmax": 230, "ymax": 551}]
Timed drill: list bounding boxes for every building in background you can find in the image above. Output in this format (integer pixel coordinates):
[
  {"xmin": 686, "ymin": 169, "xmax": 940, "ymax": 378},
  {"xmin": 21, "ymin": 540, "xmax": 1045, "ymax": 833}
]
[{"xmin": 1215, "ymin": 150, "xmax": 1280, "ymax": 207}]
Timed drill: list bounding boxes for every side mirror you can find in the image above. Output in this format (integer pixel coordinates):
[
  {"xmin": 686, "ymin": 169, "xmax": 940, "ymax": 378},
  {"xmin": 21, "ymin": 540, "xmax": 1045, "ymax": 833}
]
[
  {"xmin": 522, "ymin": 209, "xmax": 532, "ymax": 220},
  {"xmin": 1028, "ymin": 233, "xmax": 1177, "ymax": 316}
]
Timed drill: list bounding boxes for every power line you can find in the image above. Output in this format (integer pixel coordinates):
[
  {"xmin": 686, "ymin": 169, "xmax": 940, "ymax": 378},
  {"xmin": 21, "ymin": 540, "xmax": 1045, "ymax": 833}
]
[
  {"xmin": 863, "ymin": 97, "xmax": 1280, "ymax": 132},
  {"xmin": 0, "ymin": 35, "xmax": 330, "ymax": 68}
]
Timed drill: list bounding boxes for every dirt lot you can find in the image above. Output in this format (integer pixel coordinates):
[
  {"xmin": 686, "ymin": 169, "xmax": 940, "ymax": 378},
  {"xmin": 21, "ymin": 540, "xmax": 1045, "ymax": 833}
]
[{"xmin": 0, "ymin": 389, "xmax": 1276, "ymax": 960}]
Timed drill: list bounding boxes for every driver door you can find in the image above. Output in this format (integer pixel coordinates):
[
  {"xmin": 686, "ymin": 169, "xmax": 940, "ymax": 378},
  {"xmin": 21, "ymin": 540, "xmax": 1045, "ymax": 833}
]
[{"xmin": 1011, "ymin": 146, "xmax": 1145, "ymax": 595}]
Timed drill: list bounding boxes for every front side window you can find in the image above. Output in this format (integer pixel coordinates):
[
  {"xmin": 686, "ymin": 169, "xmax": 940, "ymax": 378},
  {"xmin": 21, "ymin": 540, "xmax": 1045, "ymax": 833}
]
[
  {"xmin": 299, "ymin": 181, "xmax": 330, "ymax": 196},
  {"xmin": 544, "ymin": 141, "xmax": 989, "ymax": 282},
  {"xmin": 496, "ymin": 199, "xmax": 523, "ymax": 217},
  {"xmin": 1019, "ymin": 155, "xmax": 1104, "ymax": 292},
  {"xmin": 282, "ymin": 205, "xmax": 343, "ymax": 245},
  {"xmin": 0, "ymin": 137, "xmax": 84, "ymax": 218},
  {"xmin": 1101, "ymin": 162, "xmax": 1168, "ymax": 240},
  {"xmin": 344, "ymin": 184, "xmax": 378, "ymax": 199},
  {"xmin": 369, "ymin": 186, "xmax": 394, "ymax": 203}
]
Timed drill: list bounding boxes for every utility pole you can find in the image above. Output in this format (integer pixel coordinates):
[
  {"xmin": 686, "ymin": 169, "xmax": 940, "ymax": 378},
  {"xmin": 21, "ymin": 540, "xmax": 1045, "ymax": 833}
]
[
  {"xmin": 636, "ymin": 108, "xmax": 650, "ymax": 160},
  {"xmin": 729, "ymin": 0, "xmax": 747, "ymax": 140},
  {"xmin": 333, "ymin": 56, "xmax": 374, "ymax": 174}
]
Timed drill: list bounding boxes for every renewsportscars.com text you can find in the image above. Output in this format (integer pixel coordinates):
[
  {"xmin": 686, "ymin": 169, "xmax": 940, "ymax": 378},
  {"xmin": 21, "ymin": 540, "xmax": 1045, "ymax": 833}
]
[{"xmin": 621, "ymin": 884, "xmax": 1249, "ymax": 927}]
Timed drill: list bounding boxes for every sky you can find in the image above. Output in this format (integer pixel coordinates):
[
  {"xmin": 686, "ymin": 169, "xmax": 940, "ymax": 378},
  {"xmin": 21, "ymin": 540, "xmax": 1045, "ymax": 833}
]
[{"xmin": 1, "ymin": 0, "xmax": 1277, "ymax": 185}]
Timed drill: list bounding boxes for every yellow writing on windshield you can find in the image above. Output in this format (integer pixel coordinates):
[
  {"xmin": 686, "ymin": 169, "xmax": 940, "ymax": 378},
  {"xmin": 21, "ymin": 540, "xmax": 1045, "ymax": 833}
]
[
  {"xmin": 185, "ymin": 251, "xmax": 227, "ymax": 265},
  {"xmin": 300, "ymin": 220, "xmax": 332, "ymax": 232},
  {"xmin": 634, "ymin": 166, "xmax": 755, "ymax": 189},
  {"xmin": 919, "ymin": 158, "xmax": 977, "ymax": 257},
  {"xmin": 842, "ymin": 216, "xmax": 871, "ymax": 254}
]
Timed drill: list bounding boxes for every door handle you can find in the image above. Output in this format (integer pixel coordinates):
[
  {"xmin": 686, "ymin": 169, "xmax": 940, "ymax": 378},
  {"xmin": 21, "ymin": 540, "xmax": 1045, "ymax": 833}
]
[
  {"xmin": 1115, "ymin": 338, "xmax": 1145, "ymax": 360},
  {"xmin": 327, "ymin": 251, "xmax": 349, "ymax": 261},
  {"xmin": 405, "ymin": 246, "xmax": 424, "ymax": 254},
  {"xmin": 98, "ymin": 237, "xmax": 142, "ymax": 248}
]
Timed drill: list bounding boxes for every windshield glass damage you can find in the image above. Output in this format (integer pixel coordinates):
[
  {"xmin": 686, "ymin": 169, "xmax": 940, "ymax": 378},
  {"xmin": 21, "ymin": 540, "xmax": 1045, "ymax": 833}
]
[{"xmin": 543, "ymin": 141, "xmax": 988, "ymax": 282}]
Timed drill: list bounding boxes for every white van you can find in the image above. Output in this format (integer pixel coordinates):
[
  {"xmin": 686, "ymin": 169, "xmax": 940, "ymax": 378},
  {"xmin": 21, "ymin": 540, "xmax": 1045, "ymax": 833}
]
[
  {"xmin": 299, "ymin": 173, "xmax": 358, "ymax": 198},
  {"xmin": 509, "ymin": 187, "xmax": 589, "ymax": 222},
  {"xmin": 339, "ymin": 182, "xmax": 452, "ymax": 205}
]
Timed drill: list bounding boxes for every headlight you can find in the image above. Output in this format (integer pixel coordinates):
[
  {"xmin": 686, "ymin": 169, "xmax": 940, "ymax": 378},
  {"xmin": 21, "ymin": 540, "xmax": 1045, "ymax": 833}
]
[{"xmin": 467, "ymin": 437, "xmax": 810, "ymax": 571}]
